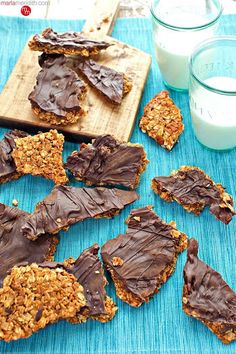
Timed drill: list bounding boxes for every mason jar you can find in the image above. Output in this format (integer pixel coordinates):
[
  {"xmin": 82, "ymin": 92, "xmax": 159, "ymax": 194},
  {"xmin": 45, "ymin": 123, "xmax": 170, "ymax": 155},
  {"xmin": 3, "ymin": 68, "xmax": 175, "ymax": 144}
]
[
  {"xmin": 151, "ymin": 0, "xmax": 222, "ymax": 91},
  {"xmin": 189, "ymin": 36, "xmax": 236, "ymax": 151}
]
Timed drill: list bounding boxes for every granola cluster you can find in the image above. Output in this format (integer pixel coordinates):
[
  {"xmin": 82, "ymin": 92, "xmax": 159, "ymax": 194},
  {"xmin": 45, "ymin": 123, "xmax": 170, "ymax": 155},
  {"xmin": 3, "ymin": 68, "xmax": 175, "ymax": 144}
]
[
  {"xmin": 12, "ymin": 130, "xmax": 68, "ymax": 185},
  {"xmin": 139, "ymin": 90, "xmax": 184, "ymax": 150},
  {"xmin": 0, "ymin": 264, "xmax": 86, "ymax": 342}
]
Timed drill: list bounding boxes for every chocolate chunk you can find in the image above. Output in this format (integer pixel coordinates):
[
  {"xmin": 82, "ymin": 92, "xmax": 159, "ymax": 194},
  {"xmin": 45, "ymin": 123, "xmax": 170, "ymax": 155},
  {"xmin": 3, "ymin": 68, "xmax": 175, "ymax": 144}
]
[
  {"xmin": 76, "ymin": 59, "xmax": 132, "ymax": 104},
  {"xmin": 152, "ymin": 166, "xmax": 235, "ymax": 224},
  {"xmin": 0, "ymin": 203, "xmax": 58, "ymax": 287},
  {"xmin": 183, "ymin": 239, "xmax": 236, "ymax": 344},
  {"xmin": 40, "ymin": 244, "xmax": 117, "ymax": 322},
  {"xmin": 65, "ymin": 135, "xmax": 148, "ymax": 189},
  {"xmin": 29, "ymin": 28, "xmax": 111, "ymax": 56},
  {"xmin": 101, "ymin": 206, "xmax": 188, "ymax": 307},
  {"xmin": 0, "ymin": 130, "xmax": 28, "ymax": 184},
  {"xmin": 28, "ymin": 55, "xmax": 87, "ymax": 125},
  {"xmin": 22, "ymin": 185, "xmax": 139, "ymax": 240}
]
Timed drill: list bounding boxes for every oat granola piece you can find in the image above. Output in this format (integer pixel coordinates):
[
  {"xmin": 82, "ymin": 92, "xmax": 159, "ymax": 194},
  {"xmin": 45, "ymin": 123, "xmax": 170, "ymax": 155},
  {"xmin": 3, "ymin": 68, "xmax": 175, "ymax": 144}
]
[
  {"xmin": 183, "ymin": 239, "xmax": 236, "ymax": 344},
  {"xmin": 28, "ymin": 28, "xmax": 111, "ymax": 56},
  {"xmin": 101, "ymin": 206, "xmax": 188, "ymax": 307},
  {"xmin": 152, "ymin": 166, "xmax": 235, "ymax": 224},
  {"xmin": 0, "ymin": 263, "xmax": 86, "ymax": 342},
  {"xmin": 0, "ymin": 130, "xmax": 29, "ymax": 184},
  {"xmin": 22, "ymin": 185, "xmax": 139, "ymax": 240},
  {"xmin": 28, "ymin": 55, "xmax": 87, "ymax": 125},
  {"xmin": 139, "ymin": 90, "xmax": 184, "ymax": 150},
  {"xmin": 65, "ymin": 135, "xmax": 148, "ymax": 189},
  {"xmin": 76, "ymin": 59, "xmax": 132, "ymax": 104},
  {"xmin": 0, "ymin": 203, "xmax": 58, "ymax": 287},
  {"xmin": 11, "ymin": 129, "xmax": 68, "ymax": 185},
  {"xmin": 41, "ymin": 244, "xmax": 117, "ymax": 323}
]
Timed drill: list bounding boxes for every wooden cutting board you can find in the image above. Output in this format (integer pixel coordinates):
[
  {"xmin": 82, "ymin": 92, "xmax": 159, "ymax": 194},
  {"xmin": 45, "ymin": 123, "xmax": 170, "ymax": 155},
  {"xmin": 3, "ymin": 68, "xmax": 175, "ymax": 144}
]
[{"xmin": 0, "ymin": 0, "xmax": 151, "ymax": 142}]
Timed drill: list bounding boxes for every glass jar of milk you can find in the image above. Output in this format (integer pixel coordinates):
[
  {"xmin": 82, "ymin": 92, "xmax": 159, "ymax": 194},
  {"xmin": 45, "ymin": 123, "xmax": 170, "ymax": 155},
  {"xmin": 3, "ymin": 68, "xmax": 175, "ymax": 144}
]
[
  {"xmin": 189, "ymin": 36, "xmax": 236, "ymax": 151},
  {"xmin": 151, "ymin": 0, "xmax": 222, "ymax": 91}
]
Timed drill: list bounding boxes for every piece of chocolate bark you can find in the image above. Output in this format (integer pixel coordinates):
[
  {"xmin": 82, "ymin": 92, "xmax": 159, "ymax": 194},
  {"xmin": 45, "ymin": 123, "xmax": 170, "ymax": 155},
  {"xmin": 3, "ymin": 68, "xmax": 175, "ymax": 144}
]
[
  {"xmin": 22, "ymin": 185, "xmax": 139, "ymax": 240},
  {"xmin": 75, "ymin": 59, "xmax": 132, "ymax": 104},
  {"xmin": 101, "ymin": 206, "xmax": 188, "ymax": 307},
  {"xmin": 41, "ymin": 244, "xmax": 117, "ymax": 323},
  {"xmin": 183, "ymin": 239, "xmax": 236, "ymax": 344},
  {"xmin": 12, "ymin": 129, "xmax": 68, "ymax": 185},
  {"xmin": 65, "ymin": 135, "xmax": 148, "ymax": 189},
  {"xmin": 0, "ymin": 130, "xmax": 28, "ymax": 184},
  {"xmin": 28, "ymin": 55, "xmax": 86, "ymax": 125},
  {"xmin": 0, "ymin": 203, "xmax": 58, "ymax": 287},
  {"xmin": 152, "ymin": 166, "xmax": 235, "ymax": 224},
  {"xmin": 28, "ymin": 28, "xmax": 111, "ymax": 56},
  {"xmin": 139, "ymin": 90, "xmax": 184, "ymax": 150},
  {"xmin": 0, "ymin": 262, "xmax": 86, "ymax": 342}
]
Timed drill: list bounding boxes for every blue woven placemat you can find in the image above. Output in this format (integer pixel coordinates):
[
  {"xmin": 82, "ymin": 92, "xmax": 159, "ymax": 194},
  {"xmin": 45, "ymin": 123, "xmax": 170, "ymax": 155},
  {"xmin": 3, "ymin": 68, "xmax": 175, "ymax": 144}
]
[{"xmin": 0, "ymin": 14, "xmax": 235, "ymax": 354}]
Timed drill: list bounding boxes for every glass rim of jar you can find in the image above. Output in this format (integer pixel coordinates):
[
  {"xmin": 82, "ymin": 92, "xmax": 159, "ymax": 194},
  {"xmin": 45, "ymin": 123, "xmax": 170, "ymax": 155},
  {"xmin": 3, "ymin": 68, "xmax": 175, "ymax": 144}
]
[
  {"xmin": 190, "ymin": 35, "xmax": 236, "ymax": 96},
  {"xmin": 150, "ymin": 0, "xmax": 223, "ymax": 31}
]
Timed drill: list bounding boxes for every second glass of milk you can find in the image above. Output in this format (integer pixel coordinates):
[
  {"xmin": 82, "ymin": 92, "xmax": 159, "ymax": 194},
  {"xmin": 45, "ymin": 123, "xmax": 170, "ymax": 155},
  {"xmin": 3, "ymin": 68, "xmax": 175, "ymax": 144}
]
[
  {"xmin": 189, "ymin": 36, "xmax": 236, "ymax": 151},
  {"xmin": 151, "ymin": 0, "xmax": 222, "ymax": 91}
]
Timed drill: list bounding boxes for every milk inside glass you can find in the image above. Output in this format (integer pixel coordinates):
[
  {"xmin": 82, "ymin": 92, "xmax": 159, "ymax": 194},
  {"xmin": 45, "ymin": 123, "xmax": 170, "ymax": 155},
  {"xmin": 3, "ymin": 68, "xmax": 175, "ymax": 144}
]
[
  {"xmin": 153, "ymin": 14, "xmax": 216, "ymax": 90},
  {"xmin": 190, "ymin": 76, "xmax": 236, "ymax": 150}
]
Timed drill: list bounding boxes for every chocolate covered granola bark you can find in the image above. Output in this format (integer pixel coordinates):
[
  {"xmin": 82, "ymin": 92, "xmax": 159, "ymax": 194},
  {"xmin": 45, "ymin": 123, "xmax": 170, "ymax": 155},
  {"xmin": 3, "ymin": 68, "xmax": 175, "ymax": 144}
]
[
  {"xmin": 139, "ymin": 90, "xmax": 184, "ymax": 150},
  {"xmin": 101, "ymin": 206, "xmax": 187, "ymax": 307},
  {"xmin": 183, "ymin": 239, "xmax": 236, "ymax": 344},
  {"xmin": 0, "ymin": 203, "xmax": 58, "ymax": 287},
  {"xmin": 12, "ymin": 130, "xmax": 68, "ymax": 185},
  {"xmin": 152, "ymin": 166, "xmax": 235, "ymax": 224},
  {"xmin": 0, "ymin": 130, "xmax": 28, "ymax": 184},
  {"xmin": 76, "ymin": 59, "xmax": 132, "ymax": 104},
  {"xmin": 22, "ymin": 185, "xmax": 139, "ymax": 240},
  {"xmin": 28, "ymin": 55, "xmax": 87, "ymax": 125},
  {"xmin": 29, "ymin": 28, "xmax": 111, "ymax": 56},
  {"xmin": 65, "ymin": 135, "xmax": 148, "ymax": 189},
  {"xmin": 0, "ymin": 263, "xmax": 86, "ymax": 342},
  {"xmin": 41, "ymin": 244, "xmax": 117, "ymax": 323}
]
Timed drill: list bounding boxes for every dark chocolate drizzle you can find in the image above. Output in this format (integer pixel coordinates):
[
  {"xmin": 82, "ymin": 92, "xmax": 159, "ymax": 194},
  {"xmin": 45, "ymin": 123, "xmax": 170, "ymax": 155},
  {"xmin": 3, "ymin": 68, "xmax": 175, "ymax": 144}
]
[
  {"xmin": 0, "ymin": 203, "xmax": 57, "ymax": 287},
  {"xmin": 76, "ymin": 59, "xmax": 124, "ymax": 103},
  {"xmin": 101, "ymin": 206, "xmax": 184, "ymax": 303},
  {"xmin": 0, "ymin": 130, "xmax": 28, "ymax": 182},
  {"xmin": 33, "ymin": 28, "xmax": 111, "ymax": 52},
  {"xmin": 183, "ymin": 239, "xmax": 236, "ymax": 332},
  {"xmin": 39, "ymin": 244, "xmax": 107, "ymax": 316},
  {"xmin": 65, "ymin": 135, "xmax": 146, "ymax": 189},
  {"xmin": 28, "ymin": 55, "xmax": 86, "ymax": 117},
  {"xmin": 153, "ymin": 168, "xmax": 235, "ymax": 224},
  {"xmin": 22, "ymin": 185, "xmax": 139, "ymax": 240}
]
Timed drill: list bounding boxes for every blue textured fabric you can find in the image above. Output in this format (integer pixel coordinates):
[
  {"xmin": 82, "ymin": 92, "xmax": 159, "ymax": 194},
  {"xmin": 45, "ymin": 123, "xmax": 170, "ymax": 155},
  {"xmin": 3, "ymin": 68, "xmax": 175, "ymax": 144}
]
[{"xmin": 0, "ymin": 14, "xmax": 235, "ymax": 354}]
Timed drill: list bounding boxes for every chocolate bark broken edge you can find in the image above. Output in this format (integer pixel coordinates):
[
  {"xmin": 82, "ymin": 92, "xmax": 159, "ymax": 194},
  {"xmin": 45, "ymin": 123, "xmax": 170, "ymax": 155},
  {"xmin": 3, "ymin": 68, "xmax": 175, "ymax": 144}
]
[
  {"xmin": 65, "ymin": 135, "xmax": 149, "ymax": 189},
  {"xmin": 183, "ymin": 239, "xmax": 236, "ymax": 344},
  {"xmin": 151, "ymin": 166, "xmax": 235, "ymax": 224},
  {"xmin": 28, "ymin": 28, "xmax": 112, "ymax": 56},
  {"xmin": 101, "ymin": 206, "xmax": 188, "ymax": 307}
]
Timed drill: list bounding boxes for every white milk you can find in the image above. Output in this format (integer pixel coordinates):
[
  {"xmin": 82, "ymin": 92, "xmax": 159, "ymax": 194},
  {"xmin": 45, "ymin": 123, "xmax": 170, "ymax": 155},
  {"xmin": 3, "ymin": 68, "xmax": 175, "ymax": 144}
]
[
  {"xmin": 153, "ymin": 14, "xmax": 216, "ymax": 90},
  {"xmin": 190, "ymin": 76, "xmax": 236, "ymax": 150}
]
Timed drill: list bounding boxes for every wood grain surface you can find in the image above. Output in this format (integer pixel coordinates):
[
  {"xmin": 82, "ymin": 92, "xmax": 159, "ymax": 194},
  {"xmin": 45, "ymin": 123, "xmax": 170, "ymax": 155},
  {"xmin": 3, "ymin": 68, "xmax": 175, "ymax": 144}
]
[{"xmin": 0, "ymin": 0, "xmax": 151, "ymax": 142}]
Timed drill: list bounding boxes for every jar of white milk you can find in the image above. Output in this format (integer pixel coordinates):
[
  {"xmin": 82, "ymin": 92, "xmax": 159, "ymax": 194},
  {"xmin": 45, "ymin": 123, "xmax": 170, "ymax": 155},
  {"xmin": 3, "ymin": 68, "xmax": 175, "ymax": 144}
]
[
  {"xmin": 189, "ymin": 36, "xmax": 236, "ymax": 151},
  {"xmin": 151, "ymin": 0, "xmax": 222, "ymax": 91}
]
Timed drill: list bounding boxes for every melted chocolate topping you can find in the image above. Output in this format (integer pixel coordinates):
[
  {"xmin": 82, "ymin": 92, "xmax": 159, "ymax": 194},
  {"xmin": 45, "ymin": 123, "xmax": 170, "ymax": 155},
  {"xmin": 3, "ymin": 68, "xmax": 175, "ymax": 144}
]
[
  {"xmin": 0, "ymin": 130, "xmax": 28, "ymax": 182},
  {"xmin": 76, "ymin": 59, "xmax": 124, "ymax": 103},
  {"xmin": 33, "ymin": 28, "xmax": 111, "ymax": 52},
  {"xmin": 101, "ymin": 206, "xmax": 185, "ymax": 303},
  {"xmin": 65, "ymin": 135, "xmax": 147, "ymax": 189},
  {"xmin": 0, "ymin": 203, "xmax": 57, "ymax": 287},
  {"xmin": 22, "ymin": 185, "xmax": 139, "ymax": 240},
  {"xmin": 183, "ymin": 239, "xmax": 236, "ymax": 329},
  {"xmin": 28, "ymin": 55, "xmax": 86, "ymax": 117},
  {"xmin": 153, "ymin": 168, "xmax": 235, "ymax": 224}
]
